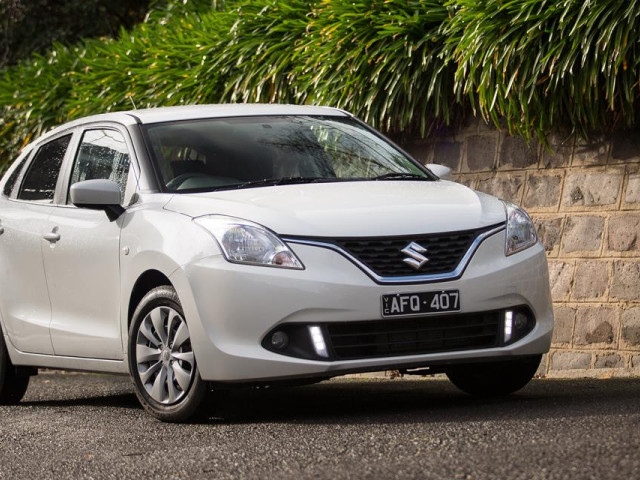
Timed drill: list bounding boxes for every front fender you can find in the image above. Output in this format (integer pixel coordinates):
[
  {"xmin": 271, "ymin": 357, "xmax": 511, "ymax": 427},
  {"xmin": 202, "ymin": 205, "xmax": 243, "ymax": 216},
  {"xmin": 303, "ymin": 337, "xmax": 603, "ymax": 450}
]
[{"xmin": 119, "ymin": 203, "xmax": 221, "ymax": 354}]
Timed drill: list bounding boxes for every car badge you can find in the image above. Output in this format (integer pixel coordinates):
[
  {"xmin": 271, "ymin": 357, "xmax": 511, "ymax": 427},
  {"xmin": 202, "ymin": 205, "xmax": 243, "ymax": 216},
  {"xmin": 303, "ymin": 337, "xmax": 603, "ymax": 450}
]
[{"xmin": 401, "ymin": 242, "xmax": 429, "ymax": 270}]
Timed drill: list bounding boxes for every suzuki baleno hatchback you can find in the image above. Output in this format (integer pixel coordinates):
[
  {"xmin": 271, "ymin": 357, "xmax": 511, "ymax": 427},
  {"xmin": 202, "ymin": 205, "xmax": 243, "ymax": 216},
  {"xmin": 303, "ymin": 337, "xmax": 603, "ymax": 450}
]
[{"xmin": 0, "ymin": 105, "xmax": 553, "ymax": 421}]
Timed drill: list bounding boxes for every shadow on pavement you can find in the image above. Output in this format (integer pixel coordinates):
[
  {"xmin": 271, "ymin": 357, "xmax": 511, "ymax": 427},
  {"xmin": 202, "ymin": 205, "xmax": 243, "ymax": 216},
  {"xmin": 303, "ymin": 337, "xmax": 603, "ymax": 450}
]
[
  {"xmin": 15, "ymin": 376, "xmax": 640, "ymax": 425},
  {"xmin": 205, "ymin": 378, "xmax": 640, "ymax": 425},
  {"xmin": 20, "ymin": 392, "xmax": 140, "ymax": 409}
]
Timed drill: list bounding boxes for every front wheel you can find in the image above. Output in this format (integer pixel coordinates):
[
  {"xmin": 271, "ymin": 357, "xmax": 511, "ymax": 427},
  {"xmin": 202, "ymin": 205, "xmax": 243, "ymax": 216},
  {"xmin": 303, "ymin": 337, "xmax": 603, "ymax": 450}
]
[
  {"xmin": 128, "ymin": 286, "xmax": 209, "ymax": 422},
  {"xmin": 446, "ymin": 355, "xmax": 541, "ymax": 396}
]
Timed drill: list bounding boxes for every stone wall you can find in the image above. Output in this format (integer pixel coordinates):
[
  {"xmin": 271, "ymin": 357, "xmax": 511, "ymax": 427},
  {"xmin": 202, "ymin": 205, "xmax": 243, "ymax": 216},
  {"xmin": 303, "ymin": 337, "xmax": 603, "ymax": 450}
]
[{"xmin": 402, "ymin": 120, "xmax": 640, "ymax": 377}]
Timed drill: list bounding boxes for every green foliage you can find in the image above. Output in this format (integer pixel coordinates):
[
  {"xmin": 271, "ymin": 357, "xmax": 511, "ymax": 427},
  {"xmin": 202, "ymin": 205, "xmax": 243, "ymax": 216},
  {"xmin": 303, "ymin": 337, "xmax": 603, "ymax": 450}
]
[
  {"xmin": 447, "ymin": 0, "xmax": 640, "ymax": 139},
  {"xmin": 295, "ymin": 1, "xmax": 456, "ymax": 135},
  {"xmin": 212, "ymin": 0, "xmax": 312, "ymax": 104},
  {"xmin": 209, "ymin": 0, "xmax": 456, "ymax": 135},
  {"xmin": 2, "ymin": 0, "xmax": 640, "ymax": 168},
  {"xmin": 0, "ymin": 0, "xmax": 227, "ymax": 162}
]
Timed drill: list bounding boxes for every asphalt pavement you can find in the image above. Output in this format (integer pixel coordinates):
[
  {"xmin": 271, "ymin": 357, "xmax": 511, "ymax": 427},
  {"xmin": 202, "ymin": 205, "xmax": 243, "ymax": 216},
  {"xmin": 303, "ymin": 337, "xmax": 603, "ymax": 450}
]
[{"xmin": 0, "ymin": 372, "xmax": 638, "ymax": 479}]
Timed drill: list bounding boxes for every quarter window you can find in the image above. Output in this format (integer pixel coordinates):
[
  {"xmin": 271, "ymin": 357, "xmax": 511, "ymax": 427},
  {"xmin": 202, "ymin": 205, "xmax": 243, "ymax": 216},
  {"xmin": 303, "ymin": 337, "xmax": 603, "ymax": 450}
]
[
  {"xmin": 69, "ymin": 129, "xmax": 130, "ymax": 204},
  {"xmin": 17, "ymin": 134, "xmax": 71, "ymax": 202},
  {"xmin": 2, "ymin": 154, "xmax": 29, "ymax": 197}
]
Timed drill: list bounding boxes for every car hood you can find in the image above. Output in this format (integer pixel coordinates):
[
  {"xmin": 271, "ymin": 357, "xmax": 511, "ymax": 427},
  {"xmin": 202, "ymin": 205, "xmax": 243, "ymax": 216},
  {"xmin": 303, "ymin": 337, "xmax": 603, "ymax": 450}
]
[{"xmin": 163, "ymin": 180, "xmax": 506, "ymax": 237}]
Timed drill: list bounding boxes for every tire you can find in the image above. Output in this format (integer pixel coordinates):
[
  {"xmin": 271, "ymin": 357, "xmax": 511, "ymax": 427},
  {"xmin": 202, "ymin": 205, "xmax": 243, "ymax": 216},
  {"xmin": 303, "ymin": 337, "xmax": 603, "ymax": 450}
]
[
  {"xmin": 446, "ymin": 355, "xmax": 541, "ymax": 396},
  {"xmin": 128, "ymin": 285, "xmax": 209, "ymax": 422},
  {"xmin": 0, "ymin": 332, "xmax": 30, "ymax": 405}
]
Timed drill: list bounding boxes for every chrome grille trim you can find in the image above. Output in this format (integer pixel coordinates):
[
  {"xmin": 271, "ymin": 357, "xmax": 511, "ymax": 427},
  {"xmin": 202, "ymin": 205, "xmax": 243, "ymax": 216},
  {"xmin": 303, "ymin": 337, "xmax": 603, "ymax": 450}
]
[{"xmin": 283, "ymin": 224, "xmax": 506, "ymax": 285}]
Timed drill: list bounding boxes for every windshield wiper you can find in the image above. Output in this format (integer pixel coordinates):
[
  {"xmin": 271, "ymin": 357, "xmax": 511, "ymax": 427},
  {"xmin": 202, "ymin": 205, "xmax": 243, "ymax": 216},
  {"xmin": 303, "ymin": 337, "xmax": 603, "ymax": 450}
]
[
  {"xmin": 193, "ymin": 173, "xmax": 429, "ymax": 193},
  {"xmin": 372, "ymin": 172, "xmax": 432, "ymax": 181},
  {"xmin": 231, "ymin": 176, "xmax": 339, "ymax": 189}
]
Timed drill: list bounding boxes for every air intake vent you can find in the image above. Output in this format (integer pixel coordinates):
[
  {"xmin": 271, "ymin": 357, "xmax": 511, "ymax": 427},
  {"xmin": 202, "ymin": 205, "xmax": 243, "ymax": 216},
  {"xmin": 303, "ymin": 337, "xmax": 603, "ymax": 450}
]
[{"xmin": 326, "ymin": 312, "xmax": 501, "ymax": 360}]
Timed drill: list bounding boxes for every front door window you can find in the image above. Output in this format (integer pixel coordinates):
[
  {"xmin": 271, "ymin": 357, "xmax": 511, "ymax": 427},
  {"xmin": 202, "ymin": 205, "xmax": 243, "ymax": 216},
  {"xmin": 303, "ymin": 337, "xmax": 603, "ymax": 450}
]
[{"xmin": 68, "ymin": 129, "xmax": 130, "ymax": 203}]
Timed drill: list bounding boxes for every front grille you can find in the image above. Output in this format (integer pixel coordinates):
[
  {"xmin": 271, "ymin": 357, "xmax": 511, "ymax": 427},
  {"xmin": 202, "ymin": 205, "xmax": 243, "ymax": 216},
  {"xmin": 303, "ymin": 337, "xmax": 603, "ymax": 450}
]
[
  {"xmin": 325, "ymin": 312, "xmax": 501, "ymax": 360},
  {"xmin": 333, "ymin": 226, "xmax": 495, "ymax": 277}
]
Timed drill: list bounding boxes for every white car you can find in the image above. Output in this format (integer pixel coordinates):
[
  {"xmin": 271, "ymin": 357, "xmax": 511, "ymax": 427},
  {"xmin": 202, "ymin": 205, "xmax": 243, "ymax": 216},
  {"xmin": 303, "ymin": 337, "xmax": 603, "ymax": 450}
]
[{"xmin": 0, "ymin": 105, "xmax": 552, "ymax": 421}]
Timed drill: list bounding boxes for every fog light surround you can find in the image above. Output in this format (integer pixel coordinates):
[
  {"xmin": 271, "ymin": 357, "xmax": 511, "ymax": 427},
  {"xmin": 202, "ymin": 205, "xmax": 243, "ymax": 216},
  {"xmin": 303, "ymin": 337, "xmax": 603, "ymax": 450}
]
[
  {"xmin": 261, "ymin": 324, "xmax": 333, "ymax": 360},
  {"xmin": 502, "ymin": 308, "xmax": 535, "ymax": 346}
]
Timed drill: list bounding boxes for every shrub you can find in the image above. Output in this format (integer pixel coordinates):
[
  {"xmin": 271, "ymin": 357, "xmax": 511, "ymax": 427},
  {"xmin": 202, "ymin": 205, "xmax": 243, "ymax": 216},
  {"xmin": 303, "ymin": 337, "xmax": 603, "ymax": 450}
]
[
  {"xmin": 447, "ymin": 0, "xmax": 640, "ymax": 139},
  {"xmin": 1, "ymin": 0, "xmax": 640, "ymax": 168}
]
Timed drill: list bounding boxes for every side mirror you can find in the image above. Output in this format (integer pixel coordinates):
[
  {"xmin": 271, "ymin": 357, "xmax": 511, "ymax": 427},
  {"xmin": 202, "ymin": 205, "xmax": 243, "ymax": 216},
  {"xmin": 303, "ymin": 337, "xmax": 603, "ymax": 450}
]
[
  {"xmin": 426, "ymin": 163, "xmax": 453, "ymax": 180},
  {"xmin": 70, "ymin": 179, "xmax": 124, "ymax": 221}
]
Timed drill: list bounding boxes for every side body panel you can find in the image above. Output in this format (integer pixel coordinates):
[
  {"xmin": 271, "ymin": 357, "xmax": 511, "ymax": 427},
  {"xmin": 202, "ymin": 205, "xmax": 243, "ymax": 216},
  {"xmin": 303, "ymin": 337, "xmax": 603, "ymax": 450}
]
[
  {"xmin": 1, "ymin": 120, "xmax": 142, "ymax": 370},
  {"xmin": 43, "ymin": 207, "xmax": 124, "ymax": 359},
  {"xmin": 0, "ymin": 200, "xmax": 54, "ymax": 354},
  {"xmin": 40, "ymin": 122, "xmax": 142, "ymax": 360}
]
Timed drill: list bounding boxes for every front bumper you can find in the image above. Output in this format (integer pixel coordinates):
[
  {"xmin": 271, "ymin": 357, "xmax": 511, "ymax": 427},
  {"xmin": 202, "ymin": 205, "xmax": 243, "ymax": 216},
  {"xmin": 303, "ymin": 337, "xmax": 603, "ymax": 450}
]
[{"xmin": 171, "ymin": 230, "xmax": 553, "ymax": 382}]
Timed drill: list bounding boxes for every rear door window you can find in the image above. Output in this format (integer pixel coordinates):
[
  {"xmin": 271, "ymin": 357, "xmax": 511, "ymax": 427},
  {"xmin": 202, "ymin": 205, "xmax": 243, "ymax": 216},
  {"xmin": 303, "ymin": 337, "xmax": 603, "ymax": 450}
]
[{"xmin": 17, "ymin": 134, "xmax": 72, "ymax": 202}]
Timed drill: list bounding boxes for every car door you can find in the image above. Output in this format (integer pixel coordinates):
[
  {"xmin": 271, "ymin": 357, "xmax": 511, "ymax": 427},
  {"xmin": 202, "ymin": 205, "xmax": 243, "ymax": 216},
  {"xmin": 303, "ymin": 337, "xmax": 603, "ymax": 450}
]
[
  {"xmin": 43, "ymin": 126, "xmax": 136, "ymax": 360},
  {"xmin": 0, "ymin": 133, "xmax": 73, "ymax": 355}
]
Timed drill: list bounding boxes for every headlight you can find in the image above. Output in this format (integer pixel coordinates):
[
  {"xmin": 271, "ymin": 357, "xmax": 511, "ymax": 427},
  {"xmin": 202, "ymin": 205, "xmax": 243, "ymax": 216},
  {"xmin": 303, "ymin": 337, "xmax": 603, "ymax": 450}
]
[
  {"xmin": 194, "ymin": 215, "xmax": 304, "ymax": 269},
  {"xmin": 503, "ymin": 201, "xmax": 537, "ymax": 256}
]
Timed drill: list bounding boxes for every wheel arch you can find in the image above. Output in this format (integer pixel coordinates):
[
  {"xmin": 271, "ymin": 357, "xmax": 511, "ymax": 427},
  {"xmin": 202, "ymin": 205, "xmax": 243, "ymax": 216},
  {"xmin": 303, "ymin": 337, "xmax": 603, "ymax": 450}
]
[{"xmin": 127, "ymin": 269, "xmax": 174, "ymax": 328}]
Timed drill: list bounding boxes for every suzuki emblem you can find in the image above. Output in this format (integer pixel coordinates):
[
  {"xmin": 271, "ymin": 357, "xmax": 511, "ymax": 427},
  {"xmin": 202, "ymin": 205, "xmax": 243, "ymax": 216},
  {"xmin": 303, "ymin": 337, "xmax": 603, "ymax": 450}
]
[{"xmin": 401, "ymin": 242, "xmax": 429, "ymax": 270}]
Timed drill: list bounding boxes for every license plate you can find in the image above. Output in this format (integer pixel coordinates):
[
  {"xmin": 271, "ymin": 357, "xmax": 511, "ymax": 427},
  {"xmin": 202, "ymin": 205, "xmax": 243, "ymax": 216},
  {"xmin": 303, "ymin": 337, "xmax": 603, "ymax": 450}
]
[{"xmin": 381, "ymin": 290, "xmax": 460, "ymax": 317}]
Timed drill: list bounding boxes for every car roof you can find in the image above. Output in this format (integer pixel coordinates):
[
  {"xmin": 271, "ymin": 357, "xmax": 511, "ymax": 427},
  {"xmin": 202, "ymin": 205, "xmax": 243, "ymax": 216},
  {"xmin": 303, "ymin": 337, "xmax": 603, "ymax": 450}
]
[
  {"xmin": 37, "ymin": 104, "xmax": 349, "ymax": 145},
  {"xmin": 129, "ymin": 104, "xmax": 348, "ymax": 124}
]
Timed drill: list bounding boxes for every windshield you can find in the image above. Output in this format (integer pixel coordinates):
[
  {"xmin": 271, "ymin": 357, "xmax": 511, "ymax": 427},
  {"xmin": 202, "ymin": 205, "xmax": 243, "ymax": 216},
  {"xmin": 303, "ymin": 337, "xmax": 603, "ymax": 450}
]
[{"xmin": 143, "ymin": 115, "xmax": 433, "ymax": 193}]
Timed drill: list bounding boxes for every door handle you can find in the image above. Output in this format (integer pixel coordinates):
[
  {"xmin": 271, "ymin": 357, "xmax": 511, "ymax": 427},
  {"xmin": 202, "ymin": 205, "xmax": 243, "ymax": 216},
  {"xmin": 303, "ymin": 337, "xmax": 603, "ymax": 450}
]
[{"xmin": 43, "ymin": 229, "xmax": 60, "ymax": 243}]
